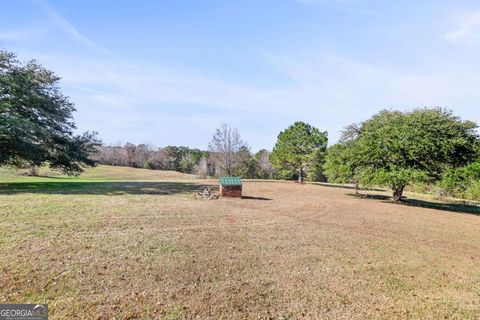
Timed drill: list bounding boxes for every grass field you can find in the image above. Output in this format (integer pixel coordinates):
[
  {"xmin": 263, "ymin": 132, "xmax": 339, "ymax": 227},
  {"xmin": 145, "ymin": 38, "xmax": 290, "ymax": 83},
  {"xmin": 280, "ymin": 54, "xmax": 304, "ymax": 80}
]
[{"xmin": 1, "ymin": 165, "xmax": 479, "ymax": 319}]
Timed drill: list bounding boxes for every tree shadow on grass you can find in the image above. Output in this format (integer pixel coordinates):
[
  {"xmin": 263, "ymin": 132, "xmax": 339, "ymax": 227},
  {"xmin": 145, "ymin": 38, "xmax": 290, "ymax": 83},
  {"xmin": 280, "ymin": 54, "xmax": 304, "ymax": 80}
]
[
  {"xmin": 313, "ymin": 182, "xmax": 385, "ymax": 192},
  {"xmin": 402, "ymin": 198, "xmax": 480, "ymax": 216},
  {"xmin": 0, "ymin": 181, "xmax": 216, "ymax": 196},
  {"xmin": 346, "ymin": 193, "xmax": 480, "ymax": 216},
  {"xmin": 241, "ymin": 196, "xmax": 272, "ymax": 201}
]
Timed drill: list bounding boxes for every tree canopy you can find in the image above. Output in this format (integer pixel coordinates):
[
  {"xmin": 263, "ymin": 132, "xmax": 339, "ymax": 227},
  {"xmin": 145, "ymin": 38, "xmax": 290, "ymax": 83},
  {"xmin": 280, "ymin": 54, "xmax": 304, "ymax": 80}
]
[
  {"xmin": 324, "ymin": 140, "xmax": 361, "ymax": 192},
  {"xmin": 340, "ymin": 108, "xmax": 479, "ymax": 201},
  {"xmin": 0, "ymin": 50, "xmax": 100, "ymax": 175},
  {"xmin": 270, "ymin": 121, "xmax": 328, "ymax": 183}
]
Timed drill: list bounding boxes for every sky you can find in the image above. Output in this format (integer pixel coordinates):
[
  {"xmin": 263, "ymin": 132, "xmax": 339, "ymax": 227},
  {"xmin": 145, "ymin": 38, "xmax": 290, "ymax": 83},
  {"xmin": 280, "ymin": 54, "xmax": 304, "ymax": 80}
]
[{"xmin": 1, "ymin": 0, "xmax": 480, "ymax": 151}]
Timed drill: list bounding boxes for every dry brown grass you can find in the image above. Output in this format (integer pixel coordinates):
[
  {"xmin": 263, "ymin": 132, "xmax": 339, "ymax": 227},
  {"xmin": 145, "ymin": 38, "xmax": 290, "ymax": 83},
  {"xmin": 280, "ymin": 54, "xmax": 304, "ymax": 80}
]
[{"xmin": 1, "ymin": 171, "xmax": 479, "ymax": 319}]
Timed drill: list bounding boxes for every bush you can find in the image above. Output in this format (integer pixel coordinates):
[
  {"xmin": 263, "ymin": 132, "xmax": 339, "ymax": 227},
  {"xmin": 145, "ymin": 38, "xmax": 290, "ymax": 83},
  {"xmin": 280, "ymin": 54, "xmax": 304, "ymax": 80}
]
[
  {"xmin": 143, "ymin": 161, "xmax": 154, "ymax": 170},
  {"xmin": 439, "ymin": 167, "xmax": 469, "ymax": 197},
  {"xmin": 438, "ymin": 160, "xmax": 480, "ymax": 200},
  {"xmin": 466, "ymin": 181, "xmax": 480, "ymax": 201}
]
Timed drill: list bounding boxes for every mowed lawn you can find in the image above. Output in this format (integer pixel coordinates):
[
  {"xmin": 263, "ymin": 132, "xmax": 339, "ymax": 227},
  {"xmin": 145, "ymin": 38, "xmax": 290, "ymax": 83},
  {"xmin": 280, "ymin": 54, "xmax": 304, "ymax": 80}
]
[{"xmin": 0, "ymin": 166, "xmax": 479, "ymax": 319}]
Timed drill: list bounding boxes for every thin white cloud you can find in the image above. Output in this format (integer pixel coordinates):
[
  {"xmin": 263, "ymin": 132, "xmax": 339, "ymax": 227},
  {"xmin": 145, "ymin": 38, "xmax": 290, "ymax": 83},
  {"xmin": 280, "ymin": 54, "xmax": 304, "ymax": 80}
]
[
  {"xmin": 294, "ymin": 0, "xmax": 360, "ymax": 5},
  {"xmin": 10, "ymin": 42, "xmax": 480, "ymax": 148},
  {"xmin": 30, "ymin": 0, "xmax": 112, "ymax": 55},
  {"xmin": 0, "ymin": 28, "xmax": 46, "ymax": 41},
  {"xmin": 43, "ymin": 49, "xmax": 479, "ymax": 147},
  {"xmin": 4, "ymin": 1, "xmax": 479, "ymax": 148},
  {"xmin": 265, "ymin": 51, "xmax": 480, "ymax": 118},
  {"xmin": 293, "ymin": 0, "xmax": 376, "ymax": 15},
  {"xmin": 444, "ymin": 11, "xmax": 480, "ymax": 42}
]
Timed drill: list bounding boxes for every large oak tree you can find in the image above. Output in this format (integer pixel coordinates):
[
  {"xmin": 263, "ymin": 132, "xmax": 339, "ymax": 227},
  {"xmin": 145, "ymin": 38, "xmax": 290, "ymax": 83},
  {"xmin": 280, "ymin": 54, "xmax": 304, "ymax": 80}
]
[
  {"xmin": 0, "ymin": 50, "xmax": 100, "ymax": 175},
  {"xmin": 349, "ymin": 108, "xmax": 479, "ymax": 201}
]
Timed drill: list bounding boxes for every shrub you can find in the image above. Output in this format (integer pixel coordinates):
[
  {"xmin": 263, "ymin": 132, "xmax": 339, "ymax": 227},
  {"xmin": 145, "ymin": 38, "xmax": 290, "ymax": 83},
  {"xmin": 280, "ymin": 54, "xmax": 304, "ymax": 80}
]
[
  {"xmin": 439, "ymin": 160, "xmax": 480, "ymax": 200},
  {"xmin": 466, "ymin": 181, "xmax": 480, "ymax": 201}
]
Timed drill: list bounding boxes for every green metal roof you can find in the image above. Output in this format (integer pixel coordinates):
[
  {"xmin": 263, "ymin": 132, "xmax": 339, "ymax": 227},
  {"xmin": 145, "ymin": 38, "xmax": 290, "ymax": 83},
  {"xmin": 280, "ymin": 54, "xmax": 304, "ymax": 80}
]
[{"xmin": 219, "ymin": 176, "xmax": 242, "ymax": 186}]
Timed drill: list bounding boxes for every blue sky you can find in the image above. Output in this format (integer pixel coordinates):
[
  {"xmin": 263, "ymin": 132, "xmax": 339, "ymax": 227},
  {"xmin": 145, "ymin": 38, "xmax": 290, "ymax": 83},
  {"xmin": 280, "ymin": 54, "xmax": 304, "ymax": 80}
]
[{"xmin": 1, "ymin": 0, "xmax": 480, "ymax": 150}]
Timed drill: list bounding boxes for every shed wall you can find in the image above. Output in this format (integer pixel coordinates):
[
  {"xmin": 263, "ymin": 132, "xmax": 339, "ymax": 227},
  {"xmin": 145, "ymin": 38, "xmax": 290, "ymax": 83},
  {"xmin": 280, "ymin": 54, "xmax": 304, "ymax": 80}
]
[{"xmin": 220, "ymin": 185, "xmax": 242, "ymax": 198}]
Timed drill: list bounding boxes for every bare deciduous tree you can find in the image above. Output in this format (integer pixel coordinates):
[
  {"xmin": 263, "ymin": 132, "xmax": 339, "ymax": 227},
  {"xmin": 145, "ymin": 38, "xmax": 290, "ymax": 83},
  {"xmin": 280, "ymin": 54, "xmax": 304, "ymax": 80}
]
[
  {"xmin": 208, "ymin": 124, "xmax": 247, "ymax": 176},
  {"xmin": 125, "ymin": 143, "xmax": 136, "ymax": 167},
  {"xmin": 255, "ymin": 149, "xmax": 277, "ymax": 179}
]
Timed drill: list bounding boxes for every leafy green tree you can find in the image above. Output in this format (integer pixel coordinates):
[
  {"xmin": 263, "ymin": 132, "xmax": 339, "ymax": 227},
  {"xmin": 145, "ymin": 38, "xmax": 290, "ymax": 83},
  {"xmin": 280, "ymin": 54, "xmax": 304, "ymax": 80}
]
[
  {"xmin": 270, "ymin": 121, "xmax": 328, "ymax": 183},
  {"xmin": 439, "ymin": 159, "xmax": 480, "ymax": 198},
  {"xmin": 243, "ymin": 157, "xmax": 260, "ymax": 178},
  {"xmin": 179, "ymin": 147, "xmax": 203, "ymax": 173},
  {"xmin": 353, "ymin": 108, "xmax": 479, "ymax": 201},
  {"xmin": 307, "ymin": 148, "xmax": 327, "ymax": 182},
  {"xmin": 0, "ymin": 50, "xmax": 100, "ymax": 175},
  {"xmin": 324, "ymin": 140, "xmax": 361, "ymax": 193}
]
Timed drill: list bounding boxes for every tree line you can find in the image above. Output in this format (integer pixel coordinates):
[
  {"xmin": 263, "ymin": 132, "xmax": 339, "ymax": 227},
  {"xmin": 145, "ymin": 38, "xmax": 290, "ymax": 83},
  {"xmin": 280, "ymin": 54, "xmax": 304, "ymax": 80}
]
[
  {"xmin": 2, "ymin": 49, "xmax": 480, "ymax": 202},
  {"xmin": 95, "ymin": 140, "xmax": 278, "ymax": 180},
  {"xmin": 200, "ymin": 110, "xmax": 480, "ymax": 203},
  {"xmin": 96, "ymin": 144, "xmax": 203, "ymax": 173}
]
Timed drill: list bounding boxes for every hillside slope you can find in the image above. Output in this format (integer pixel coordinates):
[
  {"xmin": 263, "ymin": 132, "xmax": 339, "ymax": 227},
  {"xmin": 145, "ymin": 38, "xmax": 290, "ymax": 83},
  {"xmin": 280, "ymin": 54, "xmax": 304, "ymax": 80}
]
[{"xmin": 0, "ymin": 165, "xmax": 196, "ymax": 183}]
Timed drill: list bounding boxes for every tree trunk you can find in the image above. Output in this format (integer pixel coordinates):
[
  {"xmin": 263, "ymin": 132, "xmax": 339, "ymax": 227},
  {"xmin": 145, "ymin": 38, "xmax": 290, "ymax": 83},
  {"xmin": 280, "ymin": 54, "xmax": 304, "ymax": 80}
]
[
  {"xmin": 30, "ymin": 165, "xmax": 39, "ymax": 176},
  {"xmin": 392, "ymin": 186, "xmax": 405, "ymax": 202},
  {"xmin": 298, "ymin": 169, "xmax": 304, "ymax": 183}
]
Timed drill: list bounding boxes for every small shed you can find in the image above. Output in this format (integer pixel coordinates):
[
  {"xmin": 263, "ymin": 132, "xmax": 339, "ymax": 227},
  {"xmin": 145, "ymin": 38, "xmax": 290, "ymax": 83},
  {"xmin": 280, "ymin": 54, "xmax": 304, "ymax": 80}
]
[{"xmin": 219, "ymin": 177, "xmax": 242, "ymax": 198}]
